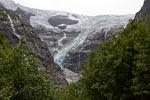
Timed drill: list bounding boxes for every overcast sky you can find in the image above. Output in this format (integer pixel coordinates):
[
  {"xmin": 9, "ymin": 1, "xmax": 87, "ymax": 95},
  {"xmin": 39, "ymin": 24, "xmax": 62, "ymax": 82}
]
[{"xmin": 13, "ymin": 0, "xmax": 144, "ymax": 16}]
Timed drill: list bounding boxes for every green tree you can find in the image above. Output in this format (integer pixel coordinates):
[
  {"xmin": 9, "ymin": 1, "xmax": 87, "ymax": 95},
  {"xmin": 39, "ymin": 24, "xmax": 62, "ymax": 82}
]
[
  {"xmin": 0, "ymin": 31, "xmax": 54, "ymax": 100},
  {"xmin": 80, "ymin": 20, "xmax": 150, "ymax": 100},
  {"xmin": 53, "ymin": 82, "xmax": 89, "ymax": 100}
]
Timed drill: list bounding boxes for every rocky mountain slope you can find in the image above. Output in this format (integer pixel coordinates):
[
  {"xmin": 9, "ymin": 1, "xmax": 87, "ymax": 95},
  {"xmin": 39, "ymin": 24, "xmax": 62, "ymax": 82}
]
[
  {"xmin": 134, "ymin": 0, "xmax": 150, "ymax": 22},
  {"xmin": 0, "ymin": 3, "xmax": 67, "ymax": 86},
  {"xmin": 0, "ymin": 0, "xmax": 134, "ymax": 82}
]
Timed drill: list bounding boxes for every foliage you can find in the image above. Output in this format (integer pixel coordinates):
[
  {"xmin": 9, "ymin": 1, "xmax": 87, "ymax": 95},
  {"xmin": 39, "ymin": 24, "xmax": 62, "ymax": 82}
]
[
  {"xmin": 0, "ymin": 31, "xmax": 54, "ymax": 100},
  {"xmin": 53, "ymin": 82, "xmax": 90, "ymax": 100},
  {"xmin": 79, "ymin": 20, "xmax": 150, "ymax": 100}
]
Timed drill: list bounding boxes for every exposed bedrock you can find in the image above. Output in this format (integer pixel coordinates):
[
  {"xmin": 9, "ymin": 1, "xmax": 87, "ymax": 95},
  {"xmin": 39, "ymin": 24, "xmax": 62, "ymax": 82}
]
[
  {"xmin": 48, "ymin": 15, "xmax": 79, "ymax": 28},
  {"xmin": 134, "ymin": 0, "xmax": 150, "ymax": 22}
]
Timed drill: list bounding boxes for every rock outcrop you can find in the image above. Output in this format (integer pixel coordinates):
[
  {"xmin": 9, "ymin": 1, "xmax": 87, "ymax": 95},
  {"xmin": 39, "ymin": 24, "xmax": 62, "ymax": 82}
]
[
  {"xmin": 134, "ymin": 0, "xmax": 150, "ymax": 22},
  {"xmin": 48, "ymin": 15, "xmax": 79, "ymax": 28}
]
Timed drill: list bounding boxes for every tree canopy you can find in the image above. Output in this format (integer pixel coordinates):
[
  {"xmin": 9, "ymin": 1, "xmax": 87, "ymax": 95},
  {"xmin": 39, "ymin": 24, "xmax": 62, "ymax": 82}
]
[
  {"xmin": 0, "ymin": 31, "xmax": 54, "ymax": 100},
  {"xmin": 80, "ymin": 20, "xmax": 150, "ymax": 100}
]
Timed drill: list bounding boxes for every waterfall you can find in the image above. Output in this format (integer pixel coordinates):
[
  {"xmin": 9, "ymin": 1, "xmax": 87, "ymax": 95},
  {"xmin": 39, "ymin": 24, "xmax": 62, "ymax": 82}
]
[{"xmin": 5, "ymin": 11, "xmax": 20, "ymax": 39}]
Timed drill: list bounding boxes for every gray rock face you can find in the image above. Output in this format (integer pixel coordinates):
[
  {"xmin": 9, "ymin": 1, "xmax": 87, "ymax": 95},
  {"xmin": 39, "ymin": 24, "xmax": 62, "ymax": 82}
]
[
  {"xmin": 48, "ymin": 15, "xmax": 79, "ymax": 27},
  {"xmin": 58, "ymin": 24, "xmax": 67, "ymax": 30},
  {"xmin": 134, "ymin": 0, "xmax": 150, "ymax": 22},
  {"xmin": 14, "ymin": 7, "xmax": 34, "ymax": 25},
  {"xmin": 64, "ymin": 26, "xmax": 124, "ymax": 73},
  {"xmin": 0, "ymin": 4, "xmax": 68, "ymax": 86},
  {"xmin": 33, "ymin": 26, "xmax": 80, "ymax": 56}
]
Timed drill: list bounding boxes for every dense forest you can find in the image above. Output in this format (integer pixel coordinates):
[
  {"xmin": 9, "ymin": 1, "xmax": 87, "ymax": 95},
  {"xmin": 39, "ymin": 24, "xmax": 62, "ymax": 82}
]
[{"xmin": 1, "ymin": 19, "xmax": 150, "ymax": 100}]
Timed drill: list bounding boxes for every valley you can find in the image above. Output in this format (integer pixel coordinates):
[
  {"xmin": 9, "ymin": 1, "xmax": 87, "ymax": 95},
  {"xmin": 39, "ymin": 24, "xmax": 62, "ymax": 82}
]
[{"xmin": 0, "ymin": 0, "xmax": 134, "ymax": 83}]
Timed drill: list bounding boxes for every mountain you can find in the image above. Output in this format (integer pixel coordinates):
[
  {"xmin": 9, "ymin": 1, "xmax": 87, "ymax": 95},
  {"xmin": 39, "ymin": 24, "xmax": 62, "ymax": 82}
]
[
  {"xmin": 0, "ymin": 3, "xmax": 67, "ymax": 86},
  {"xmin": 134, "ymin": 0, "xmax": 150, "ymax": 22},
  {"xmin": 0, "ymin": 0, "xmax": 134, "ymax": 83}
]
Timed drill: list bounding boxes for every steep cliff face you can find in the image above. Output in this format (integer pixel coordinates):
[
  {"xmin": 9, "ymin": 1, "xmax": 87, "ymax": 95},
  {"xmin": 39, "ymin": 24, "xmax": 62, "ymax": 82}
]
[
  {"xmin": 134, "ymin": 0, "xmax": 150, "ymax": 22},
  {"xmin": 0, "ymin": 4, "xmax": 67, "ymax": 86}
]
